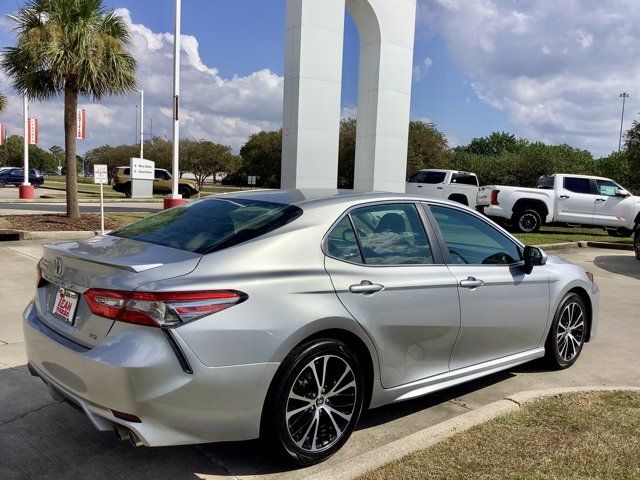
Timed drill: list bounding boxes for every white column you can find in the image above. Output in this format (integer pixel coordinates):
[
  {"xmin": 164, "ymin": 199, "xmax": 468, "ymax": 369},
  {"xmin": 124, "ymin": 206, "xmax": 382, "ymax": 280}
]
[
  {"xmin": 282, "ymin": 0, "xmax": 345, "ymax": 189},
  {"xmin": 23, "ymin": 95, "xmax": 29, "ymax": 186},
  {"xmin": 348, "ymin": 0, "xmax": 416, "ymax": 193}
]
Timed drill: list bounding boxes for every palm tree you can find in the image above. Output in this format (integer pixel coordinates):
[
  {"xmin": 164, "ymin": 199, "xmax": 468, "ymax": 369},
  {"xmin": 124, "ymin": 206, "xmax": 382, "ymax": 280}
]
[
  {"xmin": 2, "ymin": 0, "xmax": 137, "ymax": 218},
  {"xmin": 0, "ymin": 91, "xmax": 6, "ymax": 112}
]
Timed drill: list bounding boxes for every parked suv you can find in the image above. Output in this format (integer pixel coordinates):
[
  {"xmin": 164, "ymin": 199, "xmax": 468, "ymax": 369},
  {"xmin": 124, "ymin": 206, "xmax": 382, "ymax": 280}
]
[
  {"xmin": 0, "ymin": 168, "xmax": 44, "ymax": 188},
  {"xmin": 112, "ymin": 167, "xmax": 199, "ymax": 198},
  {"xmin": 477, "ymin": 173, "xmax": 640, "ymax": 235}
]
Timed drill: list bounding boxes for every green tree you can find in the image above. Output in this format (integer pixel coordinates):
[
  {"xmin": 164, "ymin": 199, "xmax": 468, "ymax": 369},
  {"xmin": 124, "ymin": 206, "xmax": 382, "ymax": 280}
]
[
  {"xmin": 623, "ymin": 120, "xmax": 640, "ymax": 192},
  {"xmin": 338, "ymin": 118, "xmax": 357, "ymax": 188},
  {"xmin": 239, "ymin": 130, "xmax": 282, "ymax": 188},
  {"xmin": 406, "ymin": 120, "xmax": 452, "ymax": 177},
  {"xmin": 0, "ymin": 134, "xmax": 58, "ymax": 170},
  {"xmin": 2, "ymin": 0, "xmax": 137, "ymax": 218},
  {"xmin": 465, "ymin": 132, "xmax": 526, "ymax": 156},
  {"xmin": 181, "ymin": 140, "xmax": 237, "ymax": 189}
]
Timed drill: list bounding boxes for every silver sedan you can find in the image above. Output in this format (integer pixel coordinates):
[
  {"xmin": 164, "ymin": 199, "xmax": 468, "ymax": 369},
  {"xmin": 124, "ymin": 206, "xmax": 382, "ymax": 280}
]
[{"xmin": 24, "ymin": 190, "xmax": 599, "ymax": 465}]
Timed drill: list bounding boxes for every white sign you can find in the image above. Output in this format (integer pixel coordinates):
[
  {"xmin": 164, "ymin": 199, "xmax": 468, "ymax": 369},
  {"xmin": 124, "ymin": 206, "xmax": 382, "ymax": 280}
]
[
  {"xmin": 94, "ymin": 164, "xmax": 108, "ymax": 184},
  {"xmin": 248, "ymin": 175, "xmax": 257, "ymax": 186},
  {"xmin": 130, "ymin": 158, "xmax": 155, "ymax": 180}
]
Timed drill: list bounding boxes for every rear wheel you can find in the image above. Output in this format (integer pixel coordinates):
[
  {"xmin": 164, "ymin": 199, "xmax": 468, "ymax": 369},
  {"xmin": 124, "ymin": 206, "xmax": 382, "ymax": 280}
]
[
  {"xmin": 178, "ymin": 185, "xmax": 192, "ymax": 199},
  {"xmin": 124, "ymin": 183, "xmax": 132, "ymax": 198},
  {"xmin": 262, "ymin": 339, "xmax": 364, "ymax": 466},
  {"xmin": 634, "ymin": 226, "xmax": 640, "ymax": 260},
  {"xmin": 512, "ymin": 208, "xmax": 542, "ymax": 233},
  {"xmin": 544, "ymin": 293, "xmax": 587, "ymax": 369},
  {"xmin": 0, "ymin": 179, "xmax": 6, "ymax": 188}
]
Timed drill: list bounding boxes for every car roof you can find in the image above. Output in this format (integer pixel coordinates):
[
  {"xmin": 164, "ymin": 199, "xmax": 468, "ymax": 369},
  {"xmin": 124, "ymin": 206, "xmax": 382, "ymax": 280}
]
[{"xmin": 205, "ymin": 188, "xmax": 469, "ymax": 210}]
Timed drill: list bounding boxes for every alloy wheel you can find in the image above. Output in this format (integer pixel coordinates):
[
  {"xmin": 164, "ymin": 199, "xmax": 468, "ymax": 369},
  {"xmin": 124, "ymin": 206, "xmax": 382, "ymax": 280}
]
[
  {"xmin": 556, "ymin": 302, "xmax": 585, "ymax": 362},
  {"xmin": 285, "ymin": 355, "xmax": 357, "ymax": 453},
  {"xmin": 518, "ymin": 212, "xmax": 539, "ymax": 232}
]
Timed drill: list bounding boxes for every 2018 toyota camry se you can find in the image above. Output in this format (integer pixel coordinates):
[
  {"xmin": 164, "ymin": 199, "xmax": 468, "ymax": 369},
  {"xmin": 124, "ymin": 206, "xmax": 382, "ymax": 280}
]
[{"xmin": 24, "ymin": 190, "xmax": 599, "ymax": 465}]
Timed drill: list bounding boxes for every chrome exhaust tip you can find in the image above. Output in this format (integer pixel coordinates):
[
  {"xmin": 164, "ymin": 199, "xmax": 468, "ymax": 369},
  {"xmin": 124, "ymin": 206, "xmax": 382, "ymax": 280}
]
[
  {"xmin": 115, "ymin": 425, "xmax": 129, "ymax": 442},
  {"xmin": 128, "ymin": 431, "xmax": 143, "ymax": 447}
]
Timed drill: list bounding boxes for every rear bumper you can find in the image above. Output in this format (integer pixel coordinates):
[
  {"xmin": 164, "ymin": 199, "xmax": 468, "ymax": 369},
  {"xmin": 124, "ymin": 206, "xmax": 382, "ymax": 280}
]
[
  {"xmin": 23, "ymin": 302, "xmax": 279, "ymax": 446},
  {"xmin": 477, "ymin": 204, "xmax": 511, "ymax": 219}
]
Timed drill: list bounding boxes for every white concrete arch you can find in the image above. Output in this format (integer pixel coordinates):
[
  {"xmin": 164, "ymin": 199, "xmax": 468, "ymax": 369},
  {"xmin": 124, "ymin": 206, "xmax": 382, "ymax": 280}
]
[{"xmin": 282, "ymin": 0, "xmax": 417, "ymax": 192}]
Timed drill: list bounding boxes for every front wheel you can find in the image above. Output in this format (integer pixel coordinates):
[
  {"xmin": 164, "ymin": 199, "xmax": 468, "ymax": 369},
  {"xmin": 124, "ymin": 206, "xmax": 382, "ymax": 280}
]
[
  {"xmin": 544, "ymin": 293, "xmax": 587, "ymax": 369},
  {"xmin": 634, "ymin": 227, "xmax": 640, "ymax": 260},
  {"xmin": 262, "ymin": 339, "xmax": 364, "ymax": 466},
  {"xmin": 178, "ymin": 186, "xmax": 192, "ymax": 199},
  {"xmin": 0, "ymin": 179, "xmax": 6, "ymax": 188},
  {"xmin": 607, "ymin": 228, "xmax": 633, "ymax": 238},
  {"xmin": 512, "ymin": 209, "xmax": 542, "ymax": 233}
]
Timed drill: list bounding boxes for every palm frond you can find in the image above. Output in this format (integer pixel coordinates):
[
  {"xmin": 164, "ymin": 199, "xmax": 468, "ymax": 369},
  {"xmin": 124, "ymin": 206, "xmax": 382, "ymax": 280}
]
[{"xmin": 0, "ymin": 91, "xmax": 6, "ymax": 112}]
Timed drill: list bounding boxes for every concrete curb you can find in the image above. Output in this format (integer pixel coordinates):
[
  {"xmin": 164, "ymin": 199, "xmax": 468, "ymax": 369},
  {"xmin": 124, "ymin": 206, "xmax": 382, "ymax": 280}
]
[
  {"xmin": 303, "ymin": 386, "xmax": 640, "ymax": 480},
  {"xmin": 0, "ymin": 229, "xmax": 99, "ymax": 240},
  {"xmin": 538, "ymin": 241, "xmax": 634, "ymax": 252},
  {"xmin": 0, "ymin": 197, "xmax": 164, "ymax": 204}
]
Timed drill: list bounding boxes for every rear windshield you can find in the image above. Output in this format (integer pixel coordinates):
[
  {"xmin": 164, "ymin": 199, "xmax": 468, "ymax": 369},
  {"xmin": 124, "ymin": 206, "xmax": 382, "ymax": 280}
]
[
  {"xmin": 451, "ymin": 173, "xmax": 478, "ymax": 186},
  {"xmin": 110, "ymin": 198, "xmax": 303, "ymax": 254},
  {"xmin": 408, "ymin": 171, "xmax": 447, "ymax": 184},
  {"xmin": 536, "ymin": 176, "xmax": 555, "ymax": 189}
]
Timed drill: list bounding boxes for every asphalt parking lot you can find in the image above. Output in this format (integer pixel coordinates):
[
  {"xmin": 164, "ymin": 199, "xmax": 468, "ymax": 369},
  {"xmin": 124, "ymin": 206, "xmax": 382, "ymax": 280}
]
[{"xmin": 0, "ymin": 241, "xmax": 638, "ymax": 480}]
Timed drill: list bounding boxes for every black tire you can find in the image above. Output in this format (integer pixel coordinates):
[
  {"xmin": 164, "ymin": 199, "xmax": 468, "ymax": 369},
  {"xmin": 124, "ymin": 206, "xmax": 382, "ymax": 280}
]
[
  {"xmin": 0, "ymin": 179, "xmax": 6, "ymax": 188},
  {"xmin": 124, "ymin": 183, "xmax": 132, "ymax": 198},
  {"xmin": 178, "ymin": 186, "xmax": 192, "ymax": 199},
  {"xmin": 606, "ymin": 228, "xmax": 633, "ymax": 238},
  {"xmin": 448, "ymin": 194, "xmax": 469, "ymax": 206},
  {"xmin": 512, "ymin": 208, "xmax": 542, "ymax": 233},
  {"xmin": 262, "ymin": 338, "xmax": 364, "ymax": 466},
  {"xmin": 634, "ymin": 227, "xmax": 640, "ymax": 260},
  {"xmin": 544, "ymin": 293, "xmax": 587, "ymax": 370}
]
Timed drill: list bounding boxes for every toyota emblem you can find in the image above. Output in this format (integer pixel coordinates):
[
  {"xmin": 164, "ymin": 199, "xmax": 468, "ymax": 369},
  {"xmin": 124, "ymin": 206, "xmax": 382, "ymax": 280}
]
[{"xmin": 53, "ymin": 257, "xmax": 64, "ymax": 276}]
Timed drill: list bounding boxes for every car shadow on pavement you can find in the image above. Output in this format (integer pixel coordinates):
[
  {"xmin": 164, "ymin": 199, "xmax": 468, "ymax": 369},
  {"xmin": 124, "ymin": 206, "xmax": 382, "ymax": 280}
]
[
  {"xmin": 594, "ymin": 255, "xmax": 640, "ymax": 281},
  {"xmin": 1, "ymin": 364, "xmax": 518, "ymax": 479}
]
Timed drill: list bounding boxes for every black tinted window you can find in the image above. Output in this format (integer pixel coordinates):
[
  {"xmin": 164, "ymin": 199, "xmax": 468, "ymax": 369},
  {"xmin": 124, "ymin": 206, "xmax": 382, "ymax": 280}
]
[
  {"xmin": 564, "ymin": 177, "xmax": 591, "ymax": 194},
  {"xmin": 536, "ymin": 176, "xmax": 555, "ymax": 189},
  {"xmin": 326, "ymin": 216, "xmax": 363, "ymax": 263},
  {"xmin": 350, "ymin": 204, "xmax": 433, "ymax": 265},
  {"xmin": 155, "ymin": 170, "xmax": 170, "ymax": 180},
  {"xmin": 431, "ymin": 205, "xmax": 521, "ymax": 265},
  {"xmin": 409, "ymin": 171, "xmax": 446, "ymax": 184},
  {"xmin": 451, "ymin": 173, "xmax": 478, "ymax": 186},
  {"xmin": 111, "ymin": 199, "xmax": 303, "ymax": 254}
]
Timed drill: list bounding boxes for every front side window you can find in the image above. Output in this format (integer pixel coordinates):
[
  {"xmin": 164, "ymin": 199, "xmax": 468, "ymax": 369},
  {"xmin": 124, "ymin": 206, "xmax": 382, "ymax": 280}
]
[
  {"xmin": 596, "ymin": 179, "xmax": 621, "ymax": 197},
  {"xmin": 155, "ymin": 170, "xmax": 170, "ymax": 180},
  {"xmin": 564, "ymin": 177, "xmax": 591, "ymax": 194},
  {"xmin": 451, "ymin": 173, "xmax": 479, "ymax": 186},
  {"xmin": 408, "ymin": 171, "xmax": 428, "ymax": 183},
  {"xmin": 430, "ymin": 205, "xmax": 521, "ymax": 265},
  {"xmin": 349, "ymin": 204, "xmax": 433, "ymax": 265},
  {"xmin": 111, "ymin": 198, "xmax": 303, "ymax": 254}
]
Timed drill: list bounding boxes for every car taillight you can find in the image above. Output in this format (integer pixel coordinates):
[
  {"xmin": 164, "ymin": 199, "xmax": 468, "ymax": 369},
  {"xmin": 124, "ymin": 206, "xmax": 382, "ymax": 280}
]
[
  {"xmin": 490, "ymin": 189, "xmax": 500, "ymax": 205},
  {"xmin": 84, "ymin": 289, "xmax": 245, "ymax": 327}
]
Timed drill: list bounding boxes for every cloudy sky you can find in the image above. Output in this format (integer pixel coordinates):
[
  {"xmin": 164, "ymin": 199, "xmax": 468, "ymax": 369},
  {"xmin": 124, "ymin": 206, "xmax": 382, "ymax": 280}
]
[{"xmin": 0, "ymin": 0, "xmax": 637, "ymax": 157}]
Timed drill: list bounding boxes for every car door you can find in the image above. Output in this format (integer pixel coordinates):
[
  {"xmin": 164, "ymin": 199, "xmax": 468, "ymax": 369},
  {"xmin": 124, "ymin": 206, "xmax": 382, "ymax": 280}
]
[
  {"xmin": 406, "ymin": 171, "xmax": 447, "ymax": 198},
  {"xmin": 426, "ymin": 204, "xmax": 550, "ymax": 370},
  {"xmin": 9, "ymin": 168, "xmax": 24, "ymax": 186},
  {"xmin": 324, "ymin": 202, "xmax": 461, "ymax": 388},
  {"xmin": 153, "ymin": 170, "xmax": 171, "ymax": 193},
  {"xmin": 593, "ymin": 179, "xmax": 634, "ymax": 228},
  {"xmin": 555, "ymin": 176, "xmax": 595, "ymax": 224}
]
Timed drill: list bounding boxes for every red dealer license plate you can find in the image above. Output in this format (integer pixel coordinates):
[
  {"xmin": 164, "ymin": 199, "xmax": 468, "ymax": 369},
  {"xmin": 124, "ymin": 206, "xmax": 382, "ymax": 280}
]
[{"xmin": 52, "ymin": 288, "xmax": 79, "ymax": 326}]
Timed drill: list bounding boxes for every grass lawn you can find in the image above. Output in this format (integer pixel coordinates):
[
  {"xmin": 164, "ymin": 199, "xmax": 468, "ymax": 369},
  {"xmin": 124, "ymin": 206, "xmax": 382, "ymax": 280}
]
[
  {"xmin": 105, "ymin": 211, "xmax": 151, "ymax": 226},
  {"xmin": 361, "ymin": 391, "xmax": 640, "ymax": 480},
  {"xmin": 515, "ymin": 225, "xmax": 634, "ymax": 246}
]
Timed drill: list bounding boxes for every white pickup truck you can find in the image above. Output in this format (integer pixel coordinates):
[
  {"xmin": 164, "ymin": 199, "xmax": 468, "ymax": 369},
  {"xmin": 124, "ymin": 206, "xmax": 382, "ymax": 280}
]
[
  {"xmin": 477, "ymin": 173, "xmax": 640, "ymax": 235},
  {"xmin": 406, "ymin": 169, "xmax": 479, "ymax": 208}
]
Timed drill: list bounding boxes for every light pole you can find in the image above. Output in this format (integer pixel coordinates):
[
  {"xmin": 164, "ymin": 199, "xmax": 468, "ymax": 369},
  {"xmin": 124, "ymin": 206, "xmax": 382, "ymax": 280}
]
[
  {"xmin": 165, "ymin": 0, "xmax": 185, "ymax": 209},
  {"xmin": 135, "ymin": 89, "xmax": 144, "ymax": 160},
  {"xmin": 619, "ymin": 92, "xmax": 629, "ymax": 152}
]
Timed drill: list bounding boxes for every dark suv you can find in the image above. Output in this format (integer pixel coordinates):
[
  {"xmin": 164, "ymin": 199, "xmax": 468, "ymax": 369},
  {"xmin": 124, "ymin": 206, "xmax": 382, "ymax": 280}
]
[{"xmin": 0, "ymin": 168, "xmax": 44, "ymax": 187}]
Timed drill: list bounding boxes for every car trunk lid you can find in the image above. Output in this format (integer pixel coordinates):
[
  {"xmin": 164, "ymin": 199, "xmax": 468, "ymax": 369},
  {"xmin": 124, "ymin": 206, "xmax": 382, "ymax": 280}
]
[{"xmin": 36, "ymin": 235, "xmax": 201, "ymax": 348}]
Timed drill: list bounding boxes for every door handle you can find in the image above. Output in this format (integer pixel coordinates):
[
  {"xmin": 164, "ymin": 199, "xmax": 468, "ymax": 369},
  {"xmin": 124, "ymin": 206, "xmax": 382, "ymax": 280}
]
[
  {"xmin": 459, "ymin": 277, "xmax": 484, "ymax": 289},
  {"xmin": 559, "ymin": 195, "xmax": 570, "ymax": 199},
  {"xmin": 596, "ymin": 198, "xmax": 607, "ymax": 202},
  {"xmin": 416, "ymin": 185, "xmax": 423, "ymax": 188},
  {"xmin": 349, "ymin": 280, "xmax": 384, "ymax": 294}
]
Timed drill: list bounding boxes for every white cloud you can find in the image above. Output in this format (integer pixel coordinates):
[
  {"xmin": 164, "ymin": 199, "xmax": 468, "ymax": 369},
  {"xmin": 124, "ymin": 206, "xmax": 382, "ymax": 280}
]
[
  {"xmin": 413, "ymin": 57, "xmax": 434, "ymax": 82},
  {"xmin": 0, "ymin": 8, "xmax": 283, "ymax": 154},
  {"xmin": 418, "ymin": 0, "xmax": 640, "ymax": 156}
]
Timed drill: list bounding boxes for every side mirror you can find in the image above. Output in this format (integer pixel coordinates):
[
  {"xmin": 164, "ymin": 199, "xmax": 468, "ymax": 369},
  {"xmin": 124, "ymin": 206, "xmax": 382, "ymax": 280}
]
[
  {"xmin": 523, "ymin": 246, "xmax": 547, "ymax": 274},
  {"xmin": 616, "ymin": 188, "xmax": 631, "ymax": 198}
]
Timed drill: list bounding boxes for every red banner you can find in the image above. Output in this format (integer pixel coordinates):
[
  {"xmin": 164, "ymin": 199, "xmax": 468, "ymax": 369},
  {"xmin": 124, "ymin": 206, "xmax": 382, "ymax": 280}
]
[
  {"xmin": 0, "ymin": 124, "xmax": 5, "ymax": 146},
  {"xmin": 28, "ymin": 118, "xmax": 38, "ymax": 145},
  {"xmin": 76, "ymin": 109, "xmax": 86, "ymax": 140}
]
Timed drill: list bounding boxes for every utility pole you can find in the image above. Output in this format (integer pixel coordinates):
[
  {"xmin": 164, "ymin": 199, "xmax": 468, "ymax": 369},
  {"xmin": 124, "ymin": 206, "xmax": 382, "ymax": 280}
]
[
  {"xmin": 619, "ymin": 92, "xmax": 630, "ymax": 152},
  {"xmin": 136, "ymin": 89, "xmax": 144, "ymax": 159}
]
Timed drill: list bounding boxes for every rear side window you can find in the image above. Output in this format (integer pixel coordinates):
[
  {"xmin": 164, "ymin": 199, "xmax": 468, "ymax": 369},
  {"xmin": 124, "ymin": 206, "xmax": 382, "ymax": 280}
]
[
  {"xmin": 326, "ymin": 217, "xmax": 363, "ymax": 263},
  {"xmin": 409, "ymin": 171, "xmax": 446, "ymax": 184},
  {"xmin": 564, "ymin": 177, "xmax": 591, "ymax": 194},
  {"xmin": 536, "ymin": 176, "xmax": 555, "ymax": 189},
  {"xmin": 451, "ymin": 173, "xmax": 478, "ymax": 186},
  {"xmin": 111, "ymin": 199, "xmax": 303, "ymax": 254},
  {"xmin": 118, "ymin": 168, "xmax": 130, "ymax": 176}
]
